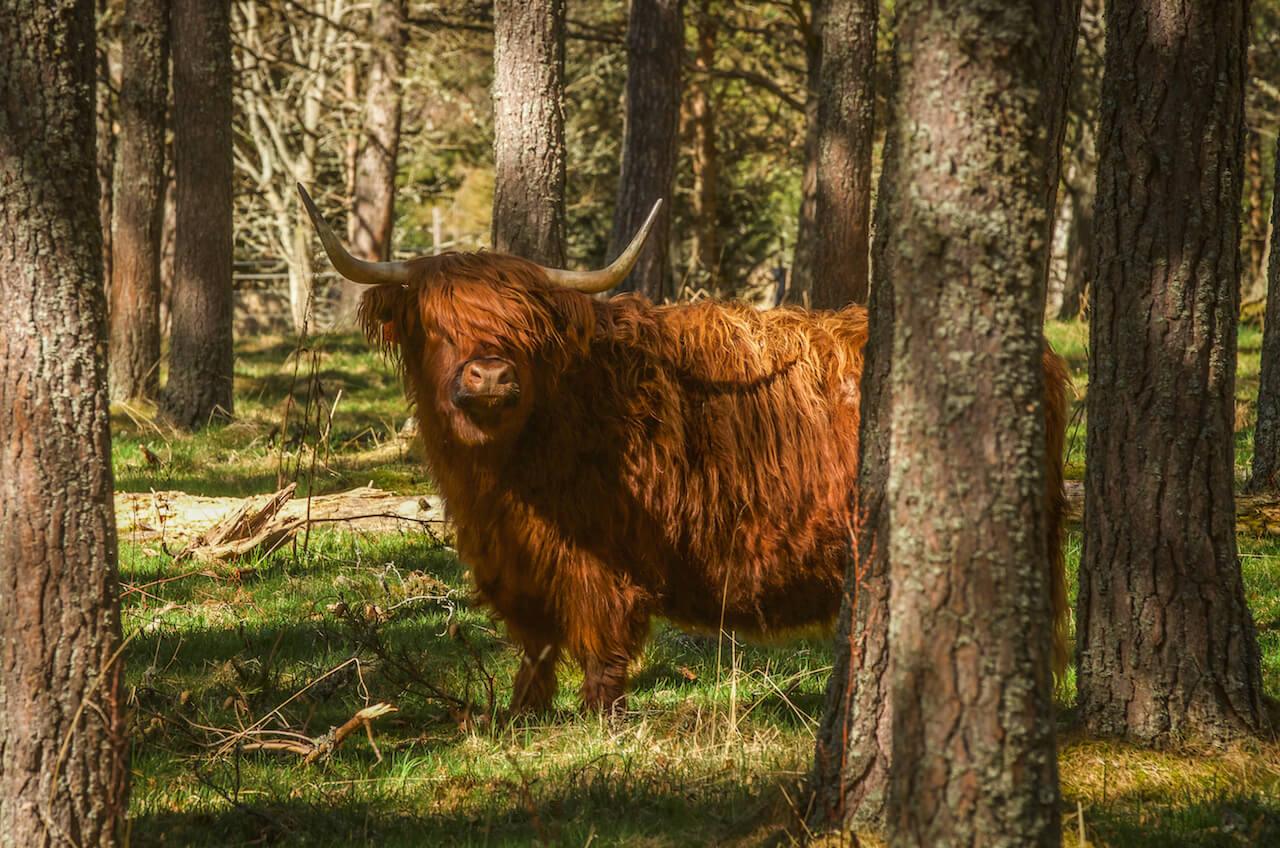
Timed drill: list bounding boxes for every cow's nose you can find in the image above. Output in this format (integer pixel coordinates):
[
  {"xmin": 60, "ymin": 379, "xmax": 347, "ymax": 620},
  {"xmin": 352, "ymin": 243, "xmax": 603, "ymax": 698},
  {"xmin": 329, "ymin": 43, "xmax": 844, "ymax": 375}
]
[{"xmin": 460, "ymin": 359, "xmax": 517, "ymax": 395}]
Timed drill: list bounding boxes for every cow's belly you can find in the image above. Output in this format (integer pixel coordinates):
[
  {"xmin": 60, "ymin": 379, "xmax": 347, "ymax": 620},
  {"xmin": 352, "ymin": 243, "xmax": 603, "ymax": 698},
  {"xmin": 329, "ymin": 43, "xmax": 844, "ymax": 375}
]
[{"xmin": 654, "ymin": 543, "xmax": 846, "ymax": 639}]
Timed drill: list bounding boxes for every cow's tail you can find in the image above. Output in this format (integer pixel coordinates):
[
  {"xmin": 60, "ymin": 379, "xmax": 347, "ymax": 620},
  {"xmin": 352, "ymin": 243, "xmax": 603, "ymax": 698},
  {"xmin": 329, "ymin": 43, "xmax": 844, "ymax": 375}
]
[{"xmin": 1044, "ymin": 347, "xmax": 1072, "ymax": 685}]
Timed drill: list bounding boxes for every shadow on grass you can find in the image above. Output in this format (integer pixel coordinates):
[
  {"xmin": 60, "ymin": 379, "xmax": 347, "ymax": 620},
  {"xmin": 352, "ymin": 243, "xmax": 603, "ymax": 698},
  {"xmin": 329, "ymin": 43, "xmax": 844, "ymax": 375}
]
[{"xmin": 130, "ymin": 771, "xmax": 793, "ymax": 848}]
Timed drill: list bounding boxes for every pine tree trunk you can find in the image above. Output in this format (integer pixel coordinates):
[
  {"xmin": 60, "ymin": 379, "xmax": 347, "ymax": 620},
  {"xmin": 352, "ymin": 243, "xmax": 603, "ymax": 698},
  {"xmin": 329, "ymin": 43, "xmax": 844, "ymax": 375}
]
[
  {"xmin": 165, "ymin": 0, "xmax": 234, "ymax": 428},
  {"xmin": 689, "ymin": 0, "xmax": 720, "ymax": 292},
  {"xmin": 492, "ymin": 0, "xmax": 566, "ymax": 266},
  {"xmin": 97, "ymin": 0, "xmax": 115, "ymax": 292},
  {"xmin": 1252, "ymin": 138, "xmax": 1280, "ymax": 493},
  {"xmin": 109, "ymin": 0, "xmax": 168, "ymax": 402},
  {"xmin": 0, "ymin": 2, "xmax": 130, "ymax": 844},
  {"xmin": 883, "ymin": 1, "xmax": 1076, "ymax": 843},
  {"xmin": 1080, "ymin": 0, "xmax": 1269, "ymax": 744},
  {"xmin": 788, "ymin": 7, "xmax": 821, "ymax": 307},
  {"xmin": 1244, "ymin": 130, "xmax": 1268, "ymax": 304},
  {"xmin": 807, "ymin": 46, "xmax": 899, "ymax": 826},
  {"xmin": 609, "ymin": 0, "xmax": 682, "ymax": 302},
  {"xmin": 340, "ymin": 0, "xmax": 405, "ymax": 323},
  {"xmin": 808, "ymin": 0, "xmax": 876, "ymax": 309},
  {"xmin": 810, "ymin": 1, "xmax": 1078, "ymax": 838}
]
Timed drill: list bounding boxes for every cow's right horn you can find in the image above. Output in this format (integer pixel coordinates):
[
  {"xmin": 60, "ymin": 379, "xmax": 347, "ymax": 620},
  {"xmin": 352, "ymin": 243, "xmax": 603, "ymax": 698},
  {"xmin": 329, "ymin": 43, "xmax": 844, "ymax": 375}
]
[
  {"xmin": 297, "ymin": 183, "xmax": 412, "ymax": 287},
  {"xmin": 538, "ymin": 199, "xmax": 663, "ymax": 294}
]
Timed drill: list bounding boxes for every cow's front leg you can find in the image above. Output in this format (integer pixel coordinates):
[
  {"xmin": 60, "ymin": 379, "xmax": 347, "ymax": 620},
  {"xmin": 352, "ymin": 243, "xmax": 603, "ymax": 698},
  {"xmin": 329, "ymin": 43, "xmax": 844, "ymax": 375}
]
[
  {"xmin": 568, "ymin": 599, "xmax": 651, "ymax": 717},
  {"xmin": 510, "ymin": 636, "xmax": 561, "ymax": 713}
]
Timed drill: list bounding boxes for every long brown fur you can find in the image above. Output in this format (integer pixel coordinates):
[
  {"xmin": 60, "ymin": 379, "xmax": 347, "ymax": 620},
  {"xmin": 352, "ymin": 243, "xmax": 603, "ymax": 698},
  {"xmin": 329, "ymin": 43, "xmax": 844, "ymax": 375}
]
[{"xmin": 359, "ymin": 251, "xmax": 1072, "ymax": 712}]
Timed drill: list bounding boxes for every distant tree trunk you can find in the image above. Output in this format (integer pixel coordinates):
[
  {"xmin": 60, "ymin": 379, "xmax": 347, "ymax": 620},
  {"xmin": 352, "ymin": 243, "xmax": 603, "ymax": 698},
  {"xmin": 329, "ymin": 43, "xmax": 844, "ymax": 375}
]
[
  {"xmin": 883, "ymin": 0, "xmax": 1073, "ymax": 843},
  {"xmin": 1244, "ymin": 129, "xmax": 1268, "ymax": 304},
  {"xmin": 809, "ymin": 0, "xmax": 877, "ymax": 309},
  {"xmin": 109, "ymin": 0, "xmax": 169, "ymax": 402},
  {"xmin": 807, "ymin": 26, "xmax": 899, "ymax": 830},
  {"xmin": 1080, "ymin": 0, "xmax": 1270, "ymax": 744},
  {"xmin": 492, "ymin": 0, "xmax": 566, "ymax": 266},
  {"xmin": 610, "ymin": 0, "xmax": 683, "ymax": 302},
  {"xmin": 0, "ymin": 2, "xmax": 130, "ymax": 845},
  {"xmin": 97, "ymin": 0, "xmax": 115, "ymax": 289},
  {"xmin": 788, "ymin": 6, "xmax": 821, "ymax": 307},
  {"xmin": 1251, "ymin": 139, "xmax": 1280, "ymax": 493},
  {"xmin": 339, "ymin": 0, "xmax": 405, "ymax": 323},
  {"xmin": 165, "ymin": 0, "xmax": 234, "ymax": 428},
  {"xmin": 689, "ymin": 0, "xmax": 720, "ymax": 292},
  {"xmin": 1057, "ymin": 174, "xmax": 1093, "ymax": 319}
]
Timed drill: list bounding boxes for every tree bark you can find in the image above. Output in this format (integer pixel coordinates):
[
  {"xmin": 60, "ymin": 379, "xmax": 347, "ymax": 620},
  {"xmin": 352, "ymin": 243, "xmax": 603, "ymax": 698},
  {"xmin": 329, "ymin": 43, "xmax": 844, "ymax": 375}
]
[
  {"xmin": 491, "ymin": 0, "xmax": 566, "ymax": 266},
  {"xmin": 1252, "ymin": 137, "xmax": 1280, "ymax": 493},
  {"xmin": 787, "ymin": 5, "xmax": 821, "ymax": 307},
  {"xmin": 689, "ymin": 0, "xmax": 720, "ymax": 292},
  {"xmin": 808, "ymin": 0, "xmax": 877, "ymax": 309},
  {"xmin": 109, "ymin": 0, "xmax": 169, "ymax": 402},
  {"xmin": 1244, "ymin": 129, "xmax": 1268, "ymax": 304},
  {"xmin": 609, "ymin": 0, "xmax": 683, "ymax": 302},
  {"xmin": 810, "ymin": 1, "xmax": 1078, "ymax": 839},
  {"xmin": 0, "ymin": 2, "xmax": 130, "ymax": 845},
  {"xmin": 884, "ymin": 1, "xmax": 1075, "ymax": 843},
  {"xmin": 97, "ymin": 0, "xmax": 115, "ymax": 292},
  {"xmin": 340, "ymin": 0, "xmax": 405, "ymax": 322},
  {"xmin": 165, "ymin": 0, "xmax": 234, "ymax": 428},
  {"xmin": 807, "ymin": 29, "xmax": 899, "ymax": 830},
  {"xmin": 1080, "ymin": 0, "xmax": 1269, "ymax": 744}
]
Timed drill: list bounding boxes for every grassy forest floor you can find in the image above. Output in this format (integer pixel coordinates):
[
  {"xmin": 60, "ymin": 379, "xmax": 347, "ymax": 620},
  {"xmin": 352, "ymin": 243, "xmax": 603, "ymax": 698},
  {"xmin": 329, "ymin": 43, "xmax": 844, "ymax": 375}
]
[{"xmin": 111, "ymin": 322, "xmax": 1280, "ymax": 847}]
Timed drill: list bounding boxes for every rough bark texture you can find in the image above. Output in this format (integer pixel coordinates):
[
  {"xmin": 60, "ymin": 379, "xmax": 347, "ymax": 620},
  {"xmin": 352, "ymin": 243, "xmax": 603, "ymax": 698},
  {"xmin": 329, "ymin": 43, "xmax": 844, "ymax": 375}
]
[
  {"xmin": 884, "ymin": 2, "xmax": 1073, "ymax": 844},
  {"xmin": 491, "ymin": 0, "xmax": 566, "ymax": 266},
  {"xmin": 788, "ymin": 6, "xmax": 821, "ymax": 307},
  {"xmin": 340, "ymin": 0, "xmax": 405, "ymax": 322},
  {"xmin": 609, "ymin": 0, "xmax": 683, "ymax": 302},
  {"xmin": 689, "ymin": 0, "xmax": 720, "ymax": 291},
  {"xmin": 807, "ymin": 30, "xmax": 900, "ymax": 831},
  {"xmin": 808, "ymin": 0, "xmax": 877, "ymax": 309},
  {"xmin": 0, "ymin": 2, "xmax": 130, "ymax": 845},
  {"xmin": 165, "ymin": 0, "xmax": 234, "ymax": 429},
  {"xmin": 1079, "ymin": 0, "xmax": 1270, "ymax": 745},
  {"xmin": 1251, "ymin": 136, "xmax": 1280, "ymax": 492},
  {"xmin": 1244, "ymin": 129, "xmax": 1268, "ymax": 303},
  {"xmin": 97, "ymin": 0, "xmax": 115, "ymax": 291},
  {"xmin": 109, "ymin": 0, "xmax": 169, "ymax": 401}
]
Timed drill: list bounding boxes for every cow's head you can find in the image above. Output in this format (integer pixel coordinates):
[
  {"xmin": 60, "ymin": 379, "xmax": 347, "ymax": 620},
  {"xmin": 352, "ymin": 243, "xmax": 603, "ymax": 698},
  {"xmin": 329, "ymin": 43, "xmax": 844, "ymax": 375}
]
[{"xmin": 298, "ymin": 185, "xmax": 659, "ymax": 448}]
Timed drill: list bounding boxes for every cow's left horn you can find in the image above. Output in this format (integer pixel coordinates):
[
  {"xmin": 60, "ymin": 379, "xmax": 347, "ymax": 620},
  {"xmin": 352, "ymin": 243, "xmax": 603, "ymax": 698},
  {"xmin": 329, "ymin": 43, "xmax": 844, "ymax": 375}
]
[
  {"xmin": 538, "ymin": 199, "xmax": 663, "ymax": 294},
  {"xmin": 297, "ymin": 183, "xmax": 412, "ymax": 287}
]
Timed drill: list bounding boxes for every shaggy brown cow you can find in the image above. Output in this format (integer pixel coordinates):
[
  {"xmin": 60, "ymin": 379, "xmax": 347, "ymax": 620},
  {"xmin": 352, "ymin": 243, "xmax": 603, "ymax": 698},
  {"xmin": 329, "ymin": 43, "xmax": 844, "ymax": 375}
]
[{"xmin": 299, "ymin": 185, "xmax": 1070, "ymax": 714}]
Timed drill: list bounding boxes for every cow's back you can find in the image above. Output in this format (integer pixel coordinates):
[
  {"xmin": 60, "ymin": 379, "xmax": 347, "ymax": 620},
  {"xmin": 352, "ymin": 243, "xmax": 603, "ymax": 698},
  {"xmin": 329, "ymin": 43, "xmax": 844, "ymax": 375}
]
[{"xmin": 616, "ymin": 302, "xmax": 868, "ymax": 637}]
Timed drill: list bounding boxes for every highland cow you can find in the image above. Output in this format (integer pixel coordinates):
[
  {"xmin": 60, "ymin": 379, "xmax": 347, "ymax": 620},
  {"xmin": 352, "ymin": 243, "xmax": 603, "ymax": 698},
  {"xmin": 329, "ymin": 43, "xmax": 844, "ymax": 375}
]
[{"xmin": 299, "ymin": 185, "xmax": 1070, "ymax": 714}]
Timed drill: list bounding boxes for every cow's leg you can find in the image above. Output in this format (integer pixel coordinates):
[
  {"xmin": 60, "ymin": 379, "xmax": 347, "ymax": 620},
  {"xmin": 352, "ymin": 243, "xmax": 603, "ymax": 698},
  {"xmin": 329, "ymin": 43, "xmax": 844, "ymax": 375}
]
[
  {"xmin": 506, "ymin": 622, "xmax": 561, "ymax": 714},
  {"xmin": 568, "ymin": 593, "xmax": 651, "ymax": 716}
]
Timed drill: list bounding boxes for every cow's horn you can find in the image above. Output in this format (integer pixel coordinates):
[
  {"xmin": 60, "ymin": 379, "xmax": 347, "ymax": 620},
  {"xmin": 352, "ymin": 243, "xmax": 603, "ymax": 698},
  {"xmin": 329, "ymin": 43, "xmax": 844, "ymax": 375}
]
[
  {"xmin": 539, "ymin": 199, "xmax": 663, "ymax": 294},
  {"xmin": 297, "ymin": 183, "xmax": 412, "ymax": 287}
]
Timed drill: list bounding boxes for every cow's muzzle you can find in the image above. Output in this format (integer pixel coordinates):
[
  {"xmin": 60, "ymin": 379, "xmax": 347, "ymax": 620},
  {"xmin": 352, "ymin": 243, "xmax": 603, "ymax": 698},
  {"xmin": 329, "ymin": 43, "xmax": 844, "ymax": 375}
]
[{"xmin": 453, "ymin": 357, "xmax": 521, "ymax": 415}]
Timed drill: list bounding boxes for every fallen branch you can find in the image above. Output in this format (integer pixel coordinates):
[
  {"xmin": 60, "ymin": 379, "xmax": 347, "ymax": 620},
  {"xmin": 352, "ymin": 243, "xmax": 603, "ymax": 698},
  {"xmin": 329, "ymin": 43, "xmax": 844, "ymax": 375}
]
[{"xmin": 239, "ymin": 702, "xmax": 398, "ymax": 764}]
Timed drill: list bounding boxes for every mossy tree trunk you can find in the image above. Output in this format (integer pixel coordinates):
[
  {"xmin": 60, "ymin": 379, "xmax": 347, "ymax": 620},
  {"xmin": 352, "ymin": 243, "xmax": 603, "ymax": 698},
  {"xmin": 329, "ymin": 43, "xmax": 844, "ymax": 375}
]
[
  {"xmin": 809, "ymin": 0, "xmax": 1078, "ymax": 839},
  {"xmin": 0, "ymin": 1, "xmax": 130, "ymax": 844},
  {"xmin": 1079, "ymin": 0, "xmax": 1270, "ymax": 745},
  {"xmin": 165, "ymin": 0, "xmax": 234, "ymax": 429},
  {"xmin": 109, "ymin": 0, "xmax": 169, "ymax": 402},
  {"xmin": 491, "ymin": 0, "xmax": 566, "ymax": 266},
  {"xmin": 609, "ymin": 0, "xmax": 683, "ymax": 302}
]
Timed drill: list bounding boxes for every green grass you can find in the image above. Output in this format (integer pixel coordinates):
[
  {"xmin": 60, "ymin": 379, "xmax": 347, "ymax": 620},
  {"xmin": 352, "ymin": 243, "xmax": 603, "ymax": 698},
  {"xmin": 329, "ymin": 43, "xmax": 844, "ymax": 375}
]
[{"xmin": 118, "ymin": 323, "xmax": 1280, "ymax": 846}]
